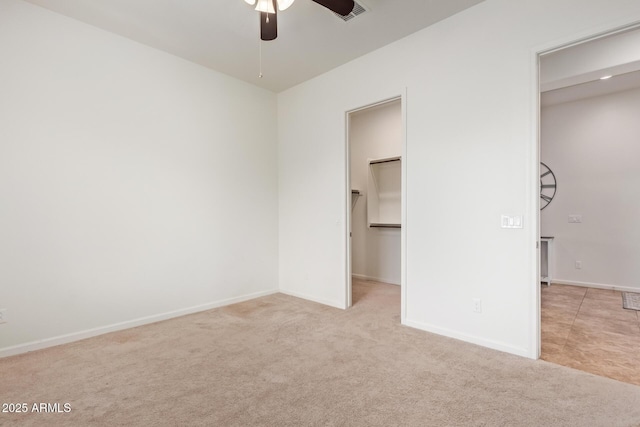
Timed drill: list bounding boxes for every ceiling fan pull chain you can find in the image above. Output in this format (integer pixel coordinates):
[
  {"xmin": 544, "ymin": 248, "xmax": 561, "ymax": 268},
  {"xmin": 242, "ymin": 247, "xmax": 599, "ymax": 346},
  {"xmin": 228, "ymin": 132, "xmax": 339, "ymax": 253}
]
[{"xmin": 259, "ymin": 40, "xmax": 263, "ymax": 78}]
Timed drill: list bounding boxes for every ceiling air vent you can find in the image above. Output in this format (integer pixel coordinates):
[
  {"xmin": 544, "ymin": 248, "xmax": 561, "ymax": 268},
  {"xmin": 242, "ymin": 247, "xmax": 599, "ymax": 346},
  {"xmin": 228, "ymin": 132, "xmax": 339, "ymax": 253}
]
[{"xmin": 333, "ymin": 1, "xmax": 367, "ymax": 22}]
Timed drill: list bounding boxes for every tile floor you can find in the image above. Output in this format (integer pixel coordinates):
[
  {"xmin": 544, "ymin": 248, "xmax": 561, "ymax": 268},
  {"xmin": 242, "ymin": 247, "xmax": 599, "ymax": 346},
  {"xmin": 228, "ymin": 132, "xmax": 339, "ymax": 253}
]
[{"xmin": 541, "ymin": 284, "xmax": 640, "ymax": 386}]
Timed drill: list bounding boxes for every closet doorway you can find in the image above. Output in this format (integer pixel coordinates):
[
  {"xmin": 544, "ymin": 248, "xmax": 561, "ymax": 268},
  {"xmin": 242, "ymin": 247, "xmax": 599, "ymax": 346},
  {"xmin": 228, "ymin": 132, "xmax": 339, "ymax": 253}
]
[{"xmin": 346, "ymin": 98, "xmax": 403, "ymax": 314}]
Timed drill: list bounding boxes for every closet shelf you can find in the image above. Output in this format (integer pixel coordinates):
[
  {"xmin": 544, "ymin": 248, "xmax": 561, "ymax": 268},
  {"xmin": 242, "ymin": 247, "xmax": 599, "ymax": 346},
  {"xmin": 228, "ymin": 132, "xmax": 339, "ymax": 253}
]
[{"xmin": 351, "ymin": 189, "xmax": 362, "ymax": 210}]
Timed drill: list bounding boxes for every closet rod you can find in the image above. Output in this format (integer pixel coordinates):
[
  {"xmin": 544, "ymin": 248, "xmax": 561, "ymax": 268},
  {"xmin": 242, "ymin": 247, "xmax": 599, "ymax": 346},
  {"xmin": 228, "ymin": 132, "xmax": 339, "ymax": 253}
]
[
  {"xmin": 369, "ymin": 157, "xmax": 400, "ymax": 165},
  {"xmin": 370, "ymin": 223, "xmax": 401, "ymax": 228}
]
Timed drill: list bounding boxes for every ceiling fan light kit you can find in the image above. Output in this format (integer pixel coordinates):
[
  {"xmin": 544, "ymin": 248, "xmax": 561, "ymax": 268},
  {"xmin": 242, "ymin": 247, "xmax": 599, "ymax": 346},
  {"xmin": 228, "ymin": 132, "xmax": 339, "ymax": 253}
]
[
  {"xmin": 246, "ymin": 0, "xmax": 355, "ymax": 78},
  {"xmin": 245, "ymin": 0, "xmax": 294, "ymax": 13},
  {"xmin": 245, "ymin": 0, "xmax": 355, "ymax": 41}
]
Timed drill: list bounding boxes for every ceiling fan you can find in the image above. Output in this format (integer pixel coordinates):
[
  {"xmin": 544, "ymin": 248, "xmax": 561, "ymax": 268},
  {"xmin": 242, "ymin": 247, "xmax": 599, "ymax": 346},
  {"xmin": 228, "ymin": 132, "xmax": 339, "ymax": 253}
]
[{"xmin": 244, "ymin": 0, "xmax": 355, "ymax": 41}]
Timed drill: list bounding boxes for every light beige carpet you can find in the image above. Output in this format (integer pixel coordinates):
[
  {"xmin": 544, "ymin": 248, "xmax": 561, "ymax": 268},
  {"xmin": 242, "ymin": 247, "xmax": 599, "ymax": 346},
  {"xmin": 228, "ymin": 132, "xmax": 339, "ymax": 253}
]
[{"xmin": 2, "ymin": 280, "xmax": 640, "ymax": 426}]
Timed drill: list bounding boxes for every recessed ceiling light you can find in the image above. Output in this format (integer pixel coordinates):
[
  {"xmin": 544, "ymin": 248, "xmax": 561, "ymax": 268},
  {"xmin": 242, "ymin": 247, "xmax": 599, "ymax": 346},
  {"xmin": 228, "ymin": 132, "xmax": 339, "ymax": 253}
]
[{"xmin": 600, "ymin": 75, "xmax": 613, "ymax": 80}]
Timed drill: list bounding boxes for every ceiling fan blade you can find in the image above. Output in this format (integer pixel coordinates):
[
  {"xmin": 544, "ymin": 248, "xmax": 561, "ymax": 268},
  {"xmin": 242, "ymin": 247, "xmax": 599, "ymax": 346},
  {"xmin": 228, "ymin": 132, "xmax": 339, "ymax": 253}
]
[
  {"xmin": 311, "ymin": 0, "xmax": 354, "ymax": 16},
  {"xmin": 260, "ymin": 8, "xmax": 277, "ymax": 40}
]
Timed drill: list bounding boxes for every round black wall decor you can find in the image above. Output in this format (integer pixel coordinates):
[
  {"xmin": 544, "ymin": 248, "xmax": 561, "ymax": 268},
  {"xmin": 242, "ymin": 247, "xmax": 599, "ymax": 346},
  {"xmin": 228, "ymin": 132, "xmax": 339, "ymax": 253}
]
[{"xmin": 540, "ymin": 162, "xmax": 557, "ymax": 210}]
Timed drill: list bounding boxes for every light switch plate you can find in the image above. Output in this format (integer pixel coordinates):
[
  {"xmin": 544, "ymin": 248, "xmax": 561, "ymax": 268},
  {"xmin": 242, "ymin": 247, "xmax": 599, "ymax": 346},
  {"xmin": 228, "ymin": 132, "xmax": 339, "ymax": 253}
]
[{"xmin": 501, "ymin": 215, "xmax": 523, "ymax": 229}]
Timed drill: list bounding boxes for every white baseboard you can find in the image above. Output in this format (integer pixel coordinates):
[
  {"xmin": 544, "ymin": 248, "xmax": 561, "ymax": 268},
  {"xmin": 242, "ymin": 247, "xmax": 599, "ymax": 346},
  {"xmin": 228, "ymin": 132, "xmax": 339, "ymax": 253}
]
[
  {"xmin": 352, "ymin": 274, "xmax": 400, "ymax": 286},
  {"xmin": 551, "ymin": 279, "xmax": 640, "ymax": 293},
  {"xmin": 403, "ymin": 318, "xmax": 533, "ymax": 359},
  {"xmin": 0, "ymin": 289, "xmax": 279, "ymax": 359},
  {"xmin": 278, "ymin": 289, "xmax": 345, "ymax": 310}
]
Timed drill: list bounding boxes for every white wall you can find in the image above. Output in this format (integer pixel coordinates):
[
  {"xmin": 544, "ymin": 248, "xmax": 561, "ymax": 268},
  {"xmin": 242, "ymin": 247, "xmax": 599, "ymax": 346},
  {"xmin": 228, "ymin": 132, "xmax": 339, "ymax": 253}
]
[
  {"xmin": 278, "ymin": 0, "xmax": 640, "ymax": 358},
  {"xmin": 350, "ymin": 101, "xmax": 402, "ymax": 285},
  {"xmin": 541, "ymin": 88, "xmax": 640, "ymax": 291},
  {"xmin": 0, "ymin": 0, "xmax": 278, "ymax": 355}
]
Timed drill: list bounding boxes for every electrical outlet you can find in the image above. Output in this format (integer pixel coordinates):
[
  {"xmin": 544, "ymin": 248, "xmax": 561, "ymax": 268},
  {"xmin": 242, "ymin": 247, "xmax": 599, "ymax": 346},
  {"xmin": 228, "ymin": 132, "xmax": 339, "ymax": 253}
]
[
  {"xmin": 473, "ymin": 298, "xmax": 482, "ymax": 314},
  {"xmin": 0, "ymin": 309, "xmax": 6, "ymax": 324},
  {"xmin": 575, "ymin": 260, "xmax": 582, "ymax": 269},
  {"xmin": 568, "ymin": 215, "xmax": 583, "ymax": 223}
]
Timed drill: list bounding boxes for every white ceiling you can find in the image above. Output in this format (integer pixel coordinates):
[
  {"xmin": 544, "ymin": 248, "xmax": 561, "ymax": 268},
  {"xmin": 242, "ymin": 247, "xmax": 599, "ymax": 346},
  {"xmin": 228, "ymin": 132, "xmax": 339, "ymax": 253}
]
[
  {"xmin": 541, "ymin": 70, "xmax": 640, "ymax": 107},
  {"xmin": 23, "ymin": 0, "xmax": 484, "ymax": 93}
]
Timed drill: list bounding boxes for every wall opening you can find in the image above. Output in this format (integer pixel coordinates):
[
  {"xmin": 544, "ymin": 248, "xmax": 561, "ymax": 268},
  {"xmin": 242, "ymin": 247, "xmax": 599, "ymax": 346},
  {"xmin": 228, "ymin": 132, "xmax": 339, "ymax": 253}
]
[
  {"xmin": 537, "ymin": 24, "xmax": 640, "ymax": 384},
  {"xmin": 346, "ymin": 98, "xmax": 402, "ymax": 313}
]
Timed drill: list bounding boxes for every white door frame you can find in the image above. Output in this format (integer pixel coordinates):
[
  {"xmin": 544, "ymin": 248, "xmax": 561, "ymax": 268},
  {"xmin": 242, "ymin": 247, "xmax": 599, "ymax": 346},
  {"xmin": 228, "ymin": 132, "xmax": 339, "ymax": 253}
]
[{"xmin": 344, "ymin": 91, "xmax": 408, "ymax": 323}]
